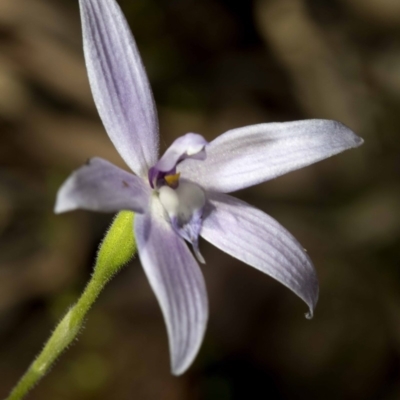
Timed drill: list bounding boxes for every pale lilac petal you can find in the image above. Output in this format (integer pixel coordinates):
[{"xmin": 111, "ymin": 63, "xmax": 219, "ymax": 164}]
[
  {"xmin": 135, "ymin": 209, "xmax": 208, "ymax": 375},
  {"xmin": 55, "ymin": 158, "xmax": 150, "ymax": 214},
  {"xmin": 79, "ymin": 0, "xmax": 159, "ymax": 176},
  {"xmin": 149, "ymin": 133, "xmax": 207, "ymax": 188},
  {"xmin": 201, "ymin": 192, "xmax": 318, "ymax": 317},
  {"xmin": 179, "ymin": 119, "xmax": 363, "ymax": 193}
]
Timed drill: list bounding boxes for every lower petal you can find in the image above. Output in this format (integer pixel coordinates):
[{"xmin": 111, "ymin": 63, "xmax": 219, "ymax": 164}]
[
  {"xmin": 201, "ymin": 192, "xmax": 318, "ymax": 317},
  {"xmin": 135, "ymin": 209, "xmax": 208, "ymax": 375},
  {"xmin": 55, "ymin": 157, "xmax": 150, "ymax": 214},
  {"xmin": 171, "ymin": 210, "xmax": 205, "ymax": 264},
  {"xmin": 159, "ymin": 180, "xmax": 206, "ymax": 263}
]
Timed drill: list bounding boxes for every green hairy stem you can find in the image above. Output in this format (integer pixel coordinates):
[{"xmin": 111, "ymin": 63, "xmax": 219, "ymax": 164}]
[{"xmin": 5, "ymin": 211, "xmax": 136, "ymax": 400}]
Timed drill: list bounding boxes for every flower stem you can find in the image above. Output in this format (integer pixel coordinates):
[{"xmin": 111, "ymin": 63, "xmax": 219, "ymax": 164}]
[{"xmin": 5, "ymin": 211, "xmax": 136, "ymax": 400}]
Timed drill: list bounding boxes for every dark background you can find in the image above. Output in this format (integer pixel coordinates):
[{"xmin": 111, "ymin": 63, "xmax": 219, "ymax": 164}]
[{"xmin": 0, "ymin": 0, "xmax": 399, "ymax": 399}]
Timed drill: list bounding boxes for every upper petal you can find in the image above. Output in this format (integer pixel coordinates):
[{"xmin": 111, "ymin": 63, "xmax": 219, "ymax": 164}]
[
  {"xmin": 79, "ymin": 0, "xmax": 159, "ymax": 176},
  {"xmin": 179, "ymin": 119, "xmax": 363, "ymax": 193},
  {"xmin": 201, "ymin": 192, "xmax": 318, "ymax": 317},
  {"xmin": 149, "ymin": 133, "xmax": 207, "ymax": 188},
  {"xmin": 55, "ymin": 157, "xmax": 150, "ymax": 214},
  {"xmin": 135, "ymin": 205, "xmax": 208, "ymax": 375}
]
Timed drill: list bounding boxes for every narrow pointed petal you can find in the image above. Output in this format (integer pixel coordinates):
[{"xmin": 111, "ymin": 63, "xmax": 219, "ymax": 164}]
[
  {"xmin": 201, "ymin": 192, "xmax": 318, "ymax": 317},
  {"xmin": 179, "ymin": 120, "xmax": 363, "ymax": 193},
  {"xmin": 79, "ymin": 0, "xmax": 159, "ymax": 176},
  {"xmin": 55, "ymin": 158, "xmax": 150, "ymax": 214},
  {"xmin": 135, "ymin": 209, "xmax": 208, "ymax": 375}
]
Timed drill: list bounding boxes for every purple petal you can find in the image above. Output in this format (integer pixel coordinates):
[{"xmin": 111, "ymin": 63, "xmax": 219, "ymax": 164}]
[
  {"xmin": 79, "ymin": 0, "xmax": 159, "ymax": 176},
  {"xmin": 179, "ymin": 119, "xmax": 363, "ymax": 193},
  {"xmin": 149, "ymin": 133, "xmax": 207, "ymax": 187},
  {"xmin": 201, "ymin": 192, "xmax": 318, "ymax": 317},
  {"xmin": 55, "ymin": 157, "xmax": 150, "ymax": 214},
  {"xmin": 135, "ymin": 209, "xmax": 208, "ymax": 375}
]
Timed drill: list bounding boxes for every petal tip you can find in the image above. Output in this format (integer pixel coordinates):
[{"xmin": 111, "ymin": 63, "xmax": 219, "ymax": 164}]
[
  {"xmin": 53, "ymin": 204, "xmax": 63, "ymax": 214},
  {"xmin": 54, "ymin": 183, "xmax": 74, "ymax": 214},
  {"xmin": 354, "ymin": 135, "xmax": 364, "ymax": 147},
  {"xmin": 336, "ymin": 121, "xmax": 364, "ymax": 148},
  {"xmin": 54, "ymin": 201, "xmax": 74, "ymax": 215},
  {"xmin": 169, "ymin": 324, "xmax": 206, "ymax": 376},
  {"xmin": 171, "ymin": 364, "xmax": 186, "ymax": 377},
  {"xmin": 305, "ymin": 284, "xmax": 319, "ymax": 320},
  {"xmin": 54, "ymin": 195, "xmax": 67, "ymax": 214},
  {"xmin": 305, "ymin": 309, "xmax": 314, "ymax": 320},
  {"xmin": 170, "ymin": 353, "xmax": 194, "ymax": 376}
]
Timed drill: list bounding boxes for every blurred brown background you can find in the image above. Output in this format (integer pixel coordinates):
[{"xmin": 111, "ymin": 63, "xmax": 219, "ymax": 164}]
[{"xmin": 0, "ymin": 0, "xmax": 398, "ymax": 399}]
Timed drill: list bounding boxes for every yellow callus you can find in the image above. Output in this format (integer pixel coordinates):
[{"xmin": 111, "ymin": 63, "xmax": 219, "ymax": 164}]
[{"xmin": 164, "ymin": 172, "xmax": 180, "ymax": 188}]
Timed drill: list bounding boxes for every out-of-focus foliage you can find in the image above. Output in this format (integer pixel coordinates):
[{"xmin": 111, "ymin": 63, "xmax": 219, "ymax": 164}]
[{"xmin": 0, "ymin": 0, "xmax": 398, "ymax": 399}]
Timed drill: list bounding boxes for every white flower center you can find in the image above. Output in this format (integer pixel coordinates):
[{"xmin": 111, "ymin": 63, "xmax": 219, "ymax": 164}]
[{"xmin": 158, "ymin": 181, "xmax": 205, "ymax": 224}]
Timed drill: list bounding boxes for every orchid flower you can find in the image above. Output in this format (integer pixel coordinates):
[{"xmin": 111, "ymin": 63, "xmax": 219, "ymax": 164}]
[{"xmin": 55, "ymin": 0, "xmax": 363, "ymax": 375}]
